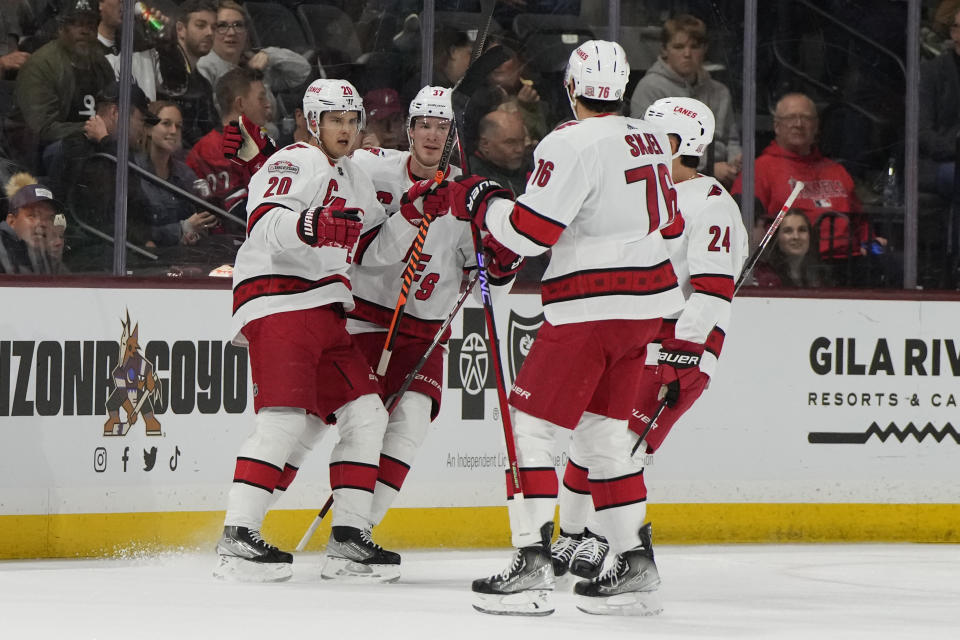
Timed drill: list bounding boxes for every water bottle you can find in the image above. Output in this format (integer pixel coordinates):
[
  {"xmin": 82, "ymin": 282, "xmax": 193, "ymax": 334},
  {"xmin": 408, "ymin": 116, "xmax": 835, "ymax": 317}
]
[
  {"xmin": 882, "ymin": 155, "xmax": 901, "ymax": 207},
  {"xmin": 135, "ymin": 2, "xmax": 165, "ymax": 33}
]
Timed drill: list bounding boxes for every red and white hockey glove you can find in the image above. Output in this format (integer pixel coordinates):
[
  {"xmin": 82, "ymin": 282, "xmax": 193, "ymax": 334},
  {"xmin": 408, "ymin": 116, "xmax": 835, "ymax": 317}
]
[
  {"xmin": 482, "ymin": 233, "xmax": 524, "ymax": 283},
  {"xmin": 657, "ymin": 338, "xmax": 709, "ymax": 408},
  {"xmin": 399, "ymin": 178, "xmax": 449, "ymax": 225},
  {"xmin": 297, "ymin": 207, "xmax": 363, "ymax": 261},
  {"xmin": 223, "ymin": 115, "xmax": 277, "ymax": 183},
  {"xmin": 446, "ymin": 175, "xmax": 512, "ymax": 230}
]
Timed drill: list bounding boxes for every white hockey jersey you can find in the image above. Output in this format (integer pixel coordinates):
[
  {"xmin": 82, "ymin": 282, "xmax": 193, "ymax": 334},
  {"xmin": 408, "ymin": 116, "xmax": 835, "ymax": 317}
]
[
  {"xmin": 231, "ymin": 141, "xmax": 404, "ymax": 344},
  {"xmin": 483, "ymin": 114, "xmax": 685, "ymax": 325},
  {"xmin": 651, "ymin": 175, "xmax": 748, "ymax": 376},
  {"xmin": 348, "ymin": 147, "xmax": 473, "ymax": 340}
]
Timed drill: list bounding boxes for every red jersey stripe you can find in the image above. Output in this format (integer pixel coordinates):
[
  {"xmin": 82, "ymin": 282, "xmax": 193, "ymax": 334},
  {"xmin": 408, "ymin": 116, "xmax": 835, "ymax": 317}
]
[
  {"xmin": 330, "ymin": 460, "xmax": 379, "ymax": 493},
  {"xmin": 233, "ymin": 457, "xmax": 283, "ymax": 492},
  {"xmin": 247, "ymin": 202, "xmax": 292, "ymax": 235},
  {"xmin": 348, "ymin": 297, "xmax": 449, "ymax": 342},
  {"xmin": 233, "ymin": 273, "xmax": 350, "ymax": 314},
  {"xmin": 541, "ymin": 262, "xmax": 678, "ymax": 306},
  {"xmin": 376, "ymin": 454, "xmax": 411, "ymax": 491},
  {"xmin": 589, "ymin": 470, "xmax": 647, "ymax": 511},
  {"xmin": 705, "ymin": 325, "xmax": 726, "ymax": 358},
  {"xmin": 690, "ymin": 273, "xmax": 735, "ymax": 302},
  {"xmin": 509, "ymin": 202, "xmax": 566, "ymax": 248},
  {"xmin": 505, "ymin": 466, "xmax": 558, "ymax": 499},
  {"xmin": 562, "ymin": 459, "xmax": 590, "ymax": 494},
  {"xmin": 275, "ymin": 463, "xmax": 299, "ymax": 492}
]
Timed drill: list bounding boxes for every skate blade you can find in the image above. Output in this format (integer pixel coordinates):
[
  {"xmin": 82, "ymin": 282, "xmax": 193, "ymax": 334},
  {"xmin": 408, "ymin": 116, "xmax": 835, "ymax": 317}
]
[
  {"xmin": 320, "ymin": 556, "xmax": 400, "ymax": 583},
  {"xmin": 472, "ymin": 590, "xmax": 554, "ymax": 616},
  {"xmin": 575, "ymin": 590, "xmax": 663, "ymax": 616},
  {"xmin": 212, "ymin": 555, "xmax": 292, "ymax": 583}
]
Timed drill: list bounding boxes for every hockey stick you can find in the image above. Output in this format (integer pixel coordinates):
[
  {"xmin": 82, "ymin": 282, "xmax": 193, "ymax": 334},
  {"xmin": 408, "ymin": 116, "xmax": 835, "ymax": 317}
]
[
  {"xmin": 734, "ymin": 180, "xmax": 805, "ymax": 294},
  {"xmin": 386, "ymin": 272, "xmax": 479, "ymax": 414},
  {"xmin": 630, "ymin": 182, "xmax": 807, "ymax": 457},
  {"xmin": 295, "ymin": 494, "xmax": 333, "ymax": 552},
  {"xmin": 295, "ymin": 274, "xmax": 480, "ymax": 551}
]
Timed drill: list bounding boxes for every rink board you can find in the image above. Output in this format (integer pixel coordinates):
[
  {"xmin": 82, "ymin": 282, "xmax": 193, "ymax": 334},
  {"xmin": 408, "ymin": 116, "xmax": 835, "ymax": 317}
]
[{"xmin": 1, "ymin": 285, "xmax": 959, "ymax": 558}]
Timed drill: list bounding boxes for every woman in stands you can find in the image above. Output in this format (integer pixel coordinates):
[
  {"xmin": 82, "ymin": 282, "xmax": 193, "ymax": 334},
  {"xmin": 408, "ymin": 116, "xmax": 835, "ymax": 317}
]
[
  {"xmin": 753, "ymin": 209, "xmax": 833, "ymax": 288},
  {"xmin": 135, "ymin": 101, "xmax": 217, "ymax": 246}
]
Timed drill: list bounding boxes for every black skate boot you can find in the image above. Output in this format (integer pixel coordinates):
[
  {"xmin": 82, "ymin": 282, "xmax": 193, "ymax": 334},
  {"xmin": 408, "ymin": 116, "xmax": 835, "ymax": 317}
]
[
  {"xmin": 574, "ymin": 523, "xmax": 662, "ymax": 616},
  {"xmin": 321, "ymin": 526, "xmax": 401, "ymax": 583},
  {"xmin": 550, "ymin": 529, "xmax": 582, "ymax": 577},
  {"xmin": 570, "ymin": 528, "xmax": 609, "ymax": 579},
  {"xmin": 472, "ymin": 522, "xmax": 556, "ymax": 616},
  {"xmin": 213, "ymin": 526, "xmax": 293, "ymax": 582}
]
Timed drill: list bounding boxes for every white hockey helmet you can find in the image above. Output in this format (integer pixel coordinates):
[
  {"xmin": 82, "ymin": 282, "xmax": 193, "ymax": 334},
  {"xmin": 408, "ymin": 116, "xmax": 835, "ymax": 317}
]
[
  {"xmin": 303, "ymin": 78, "xmax": 365, "ymax": 142},
  {"xmin": 643, "ymin": 97, "xmax": 715, "ymax": 159},
  {"xmin": 407, "ymin": 85, "xmax": 455, "ymax": 148},
  {"xmin": 563, "ymin": 40, "xmax": 629, "ymax": 119}
]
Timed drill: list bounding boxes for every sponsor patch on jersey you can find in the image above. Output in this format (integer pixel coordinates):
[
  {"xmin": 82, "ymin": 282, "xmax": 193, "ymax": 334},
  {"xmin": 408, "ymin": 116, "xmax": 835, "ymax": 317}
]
[{"xmin": 268, "ymin": 160, "xmax": 300, "ymax": 174}]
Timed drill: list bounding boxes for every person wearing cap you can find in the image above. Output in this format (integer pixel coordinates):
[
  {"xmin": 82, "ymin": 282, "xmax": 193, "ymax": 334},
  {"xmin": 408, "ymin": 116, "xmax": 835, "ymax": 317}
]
[
  {"xmin": 363, "ymin": 88, "xmax": 407, "ymax": 151},
  {"xmin": 12, "ymin": 0, "xmax": 114, "ymax": 155},
  {"xmin": 1, "ymin": 172, "xmax": 59, "ymax": 274}
]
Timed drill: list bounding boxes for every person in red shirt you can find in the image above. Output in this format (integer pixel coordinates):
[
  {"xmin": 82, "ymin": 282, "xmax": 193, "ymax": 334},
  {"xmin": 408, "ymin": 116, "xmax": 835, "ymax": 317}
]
[
  {"xmin": 186, "ymin": 67, "xmax": 271, "ymax": 210},
  {"xmin": 733, "ymin": 92, "xmax": 885, "ymax": 267}
]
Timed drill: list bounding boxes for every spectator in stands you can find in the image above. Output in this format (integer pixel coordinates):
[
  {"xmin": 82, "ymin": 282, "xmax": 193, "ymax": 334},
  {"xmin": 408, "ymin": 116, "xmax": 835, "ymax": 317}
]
[
  {"xmin": 13, "ymin": 0, "xmax": 114, "ymax": 168},
  {"xmin": 486, "ymin": 45, "xmax": 549, "ymax": 144},
  {"xmin": 136, "ymin": 100, "xmax": 217, "ymax": 246},
  {"xmin": 471, "ymin": 108, "xmax": 530, "ymax": 197},
  {"xmin": 156, "ymin": 0, "xmax": 219, "ymax": 148},
  {"xmin": 629, "ymin": 14, "xmax": 741, "ymax": 187},
  {"xmin": 0, "ymin": 4, "xmax": 30, "ymax": 78},
  {"xmin": 97, "ymin": 0, "xmax": 163, "ymax": 100},
  {"xmin": 187, "ymin": 67, "xmax": 271, "ymax": 210},
  {"xmin": 732, "ymin": 92, "xmax": 886, "ymax": 284},
  {"xmin": 752, "ymin": 209, "xmax": 832, "ymax": 288},
  {"xmin": 363, "ymin": 88, "xmax": 406, "ymax": 150},
  {"xmin": 434, "ymin": 27, "xmax": 471, "ymax": 87},
  {"xmin": 1, "ymin": 172, "xmax": 56, "ymax": 274},
  {"xmin": 197, "ymin": 0, "xmax": 311, "ymax": 141},
  {"xmin": 64, "ymin": 84, "xmax": 157, "ymax": 272},
  {"xmin": 919, "ymin": 5, "xmax": 960, "ymax": 197}
]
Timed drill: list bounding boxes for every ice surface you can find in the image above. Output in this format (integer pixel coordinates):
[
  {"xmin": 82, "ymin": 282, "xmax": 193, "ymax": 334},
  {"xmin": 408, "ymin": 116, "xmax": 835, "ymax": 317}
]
[{"xmin": 1, "ymin": 544, "xmax": 957, "ymax": 639}]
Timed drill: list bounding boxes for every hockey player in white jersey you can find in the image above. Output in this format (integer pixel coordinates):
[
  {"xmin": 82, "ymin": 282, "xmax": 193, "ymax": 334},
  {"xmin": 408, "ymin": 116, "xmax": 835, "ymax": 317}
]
[
  {"xmin": 214, "ymin": 78, "xmax": 440, "ymax": 583},
  {"xmin": 551, "ymin": 98, "xmax": 749, "ymax": 614},
  {"xmin": 442, "ymin": 41, "xmax": 685, "ymax": 616},
  {"xmin": 348, "ymin": 86, "xmax": 524, "ymax": 535}
]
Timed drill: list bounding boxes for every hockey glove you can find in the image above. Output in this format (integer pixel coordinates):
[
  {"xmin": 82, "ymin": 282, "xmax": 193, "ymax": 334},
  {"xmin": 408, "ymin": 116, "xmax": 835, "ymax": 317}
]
[
  {"xmin": 297, "ymin": 207, "xmax": 363, "ymax": 261},
  {"xmin": 223, "ymin": 115, "xmax": 277, "ymax": 182},
  {"xmin": 399, "ymin": 178, "xmax": 449, "ymax": 225},
  {"xmin": 657, "ymin": 338, "xmax": 709, "ymax": 408},
  {"xmin": 447, "ymin": 175, "xmax": 513, "ymax": 230},
  {"xmin": 482, "ymin": 233, "xmax": 524, "ymax": 283}
]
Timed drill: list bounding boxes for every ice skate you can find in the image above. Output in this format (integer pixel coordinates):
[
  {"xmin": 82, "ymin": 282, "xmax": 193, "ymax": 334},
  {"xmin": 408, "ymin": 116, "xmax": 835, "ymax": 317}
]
[
  {"xmin": 213, "ymin": 526, "xmax": 293, "ymax": 583},
  {"xmin": 550, "ymin": 530, "xmax": 581, "ymax": 577},
  {"xmin": 570, "ymin": 528, "xmax": 609, "ymax": 579},
  {"xmin": 574, "ymin": 523, "xmax": 662, "ymax": 616},
  {"xmin": 472, "ymin": 523, "xmax": 555, "ymax": 616},
  {"xmin": 321, "ymin": 526, "xmax": 401, "ymax": 583}
]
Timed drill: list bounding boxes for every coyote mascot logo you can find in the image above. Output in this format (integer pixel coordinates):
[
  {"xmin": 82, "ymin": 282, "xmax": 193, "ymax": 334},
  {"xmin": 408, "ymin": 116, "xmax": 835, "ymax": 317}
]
[{"xmin": 103, "ymin": 311, "xmax": 163, "ymax": 436}]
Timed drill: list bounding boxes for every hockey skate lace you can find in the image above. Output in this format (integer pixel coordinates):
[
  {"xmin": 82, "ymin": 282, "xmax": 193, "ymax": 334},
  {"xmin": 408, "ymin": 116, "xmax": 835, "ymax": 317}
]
[
  {"xmin": 498, "ymin": 549, "xmax": 524, "ymax": 580},
  {"xmin": 576, "ymin": 536, "xmax": 609, "ymax": 565},
  {"xmin": 597, "ymin": 555, "xmax": 628, "ymax": 587},
  {"xmin": 249, "ymin": 529, "xmax": 278, "ymax": 551},
  {"xmin": 360, "ymin": 528, "xmax": 384, "ymax": 552},
  {"xmin": 552, "ymin": 535, "xmax": 579, "ymax": 564}
]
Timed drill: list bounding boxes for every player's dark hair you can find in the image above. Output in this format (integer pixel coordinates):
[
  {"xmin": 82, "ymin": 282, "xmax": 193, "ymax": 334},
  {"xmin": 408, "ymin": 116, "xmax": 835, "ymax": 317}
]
[
  {"xmin": 576, "ymin": 96, "xmax": 623, "ymax": 114},
  {"xmin": 680, "ymin": 155, "xmax": 699, "ymax": 169}
]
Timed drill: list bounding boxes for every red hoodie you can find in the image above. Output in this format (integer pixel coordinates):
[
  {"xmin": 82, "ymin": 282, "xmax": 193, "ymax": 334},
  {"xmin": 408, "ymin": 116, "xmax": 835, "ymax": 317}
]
[{"xmin": 733, "ymin": 141, "xmax": 870, "ymax": 258}]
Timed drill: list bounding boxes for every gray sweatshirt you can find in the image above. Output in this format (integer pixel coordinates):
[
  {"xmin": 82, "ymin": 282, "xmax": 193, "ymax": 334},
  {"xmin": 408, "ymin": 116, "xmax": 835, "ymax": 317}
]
[{"xmin": 629, "ymin": 57, "xmax": 741, "ymax": 166}]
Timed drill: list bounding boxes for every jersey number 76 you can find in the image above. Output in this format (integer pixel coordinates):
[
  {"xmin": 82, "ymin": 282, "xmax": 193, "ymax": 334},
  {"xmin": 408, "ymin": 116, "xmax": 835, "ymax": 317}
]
[{"xmin": 624, "ymin": 163, "xmax": 679, "ymax": 233}]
